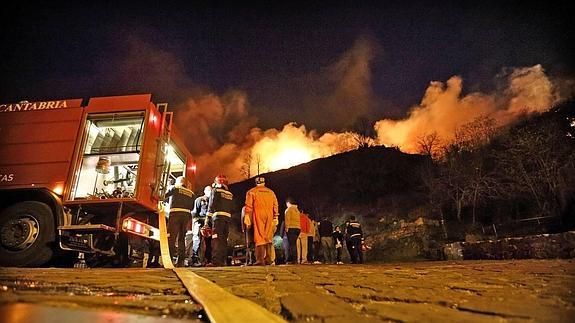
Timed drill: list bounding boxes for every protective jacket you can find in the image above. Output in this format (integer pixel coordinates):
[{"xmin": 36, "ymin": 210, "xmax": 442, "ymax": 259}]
[
  {"xmin": 346, "ymin": 220, "xmax": 363, "ymax": 239},
  {"xmin": 208, "ymin": 186, "xmax": 234, "ymax": 220},
  {"xmin": 244, "ymin": 185, "xmax": 279, "ymax": 246},
  {"xmin": 165, "ymin": 186, "xmax": 195, "ymax": 214}
]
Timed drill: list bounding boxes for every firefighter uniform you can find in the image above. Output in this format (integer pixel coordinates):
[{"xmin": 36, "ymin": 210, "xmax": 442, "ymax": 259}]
[
  {"xmin": 165, "ymin": 185, "xmax": 195, "ymax": 267},
  {"xmin": 208, "ymin": 184, "xmax": 234, "ymax": 266},
  {"xmin": 244, "ymin": 181, "xmax": 279, "ymax": 265},
  {"xmin": 345, "ymin": 219, "xmax": 364, "ymax": 264}
]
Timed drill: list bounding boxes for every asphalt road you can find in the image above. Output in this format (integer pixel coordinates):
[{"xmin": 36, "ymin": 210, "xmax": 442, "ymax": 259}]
[{"xmin": 1, "ymin": 260, "xmax": 574, "ymax": 322}]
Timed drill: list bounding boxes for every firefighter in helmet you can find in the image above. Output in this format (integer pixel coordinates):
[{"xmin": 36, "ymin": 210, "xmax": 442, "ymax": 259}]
[
  {"xmin": 165, "ymin": 176, "xmax": 195, "ymax": 267},
  {"xmin": 207, "ymin": 174, "xmax": 234, "ymax": 266}
]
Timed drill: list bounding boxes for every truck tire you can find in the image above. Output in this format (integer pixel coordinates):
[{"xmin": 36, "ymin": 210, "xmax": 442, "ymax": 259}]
[{"xmin": 0, "ymin": 201, "xmax": 55, "ymax": 267}]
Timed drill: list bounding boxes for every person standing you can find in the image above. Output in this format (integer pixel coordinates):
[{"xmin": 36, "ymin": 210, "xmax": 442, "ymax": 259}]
[
  {"xmin": 284, "ymin": 197, "xmax": 301, "ymax": 264},
  {"xmin": 332, "ymin": 225, "xmax": 344, "ymax": 264},
  {"xmin": 188, "ymin": 185, "xmax": 212, "ymax": 266},
  {"xmin": 346, "ymin": 216, "xmax": 364, "ymax": 264},
  {"xmin": 312, "ymin": 218, "xmax": 321, "ymax": 264},
  {"xmin": 318, "ymin": 216, "xmax": 334, "ymax": 264},
  {"xmin": 244, "ymin": 176, "xmax": 279, "ymax": 266},
  {"xmin": 165, "ymin": 176, "xmax": 195, "ymax": 267},
  {"xmin": 208, "ymin": 175, "xmax": 234, "ymax": 267},
  {"xmin": 297, "ymin": 210, "xmax": 311, "ymax": 264}
]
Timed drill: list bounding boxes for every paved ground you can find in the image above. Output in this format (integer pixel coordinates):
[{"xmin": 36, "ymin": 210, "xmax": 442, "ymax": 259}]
[
  {"xmin": 191, "ymin": 260, "xmax": 575, "ymax": 322},
  {"xmin": 0, "ymin": 260, "xmax": 574, "ymax": 322},
  {"xmin": 0, "ymin": 268, "xmax": 203, "ymax": 321}
]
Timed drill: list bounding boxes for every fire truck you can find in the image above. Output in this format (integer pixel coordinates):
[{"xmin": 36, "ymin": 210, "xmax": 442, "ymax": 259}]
[{"xmin": 0, "ymin": 94, "xmax": 195, "ymax": 267}]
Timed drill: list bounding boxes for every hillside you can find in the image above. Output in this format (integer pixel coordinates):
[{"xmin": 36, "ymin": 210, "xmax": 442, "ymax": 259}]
[{"xmin": 230, "ymin": 146, "xmax": 429, "ymax": 221}]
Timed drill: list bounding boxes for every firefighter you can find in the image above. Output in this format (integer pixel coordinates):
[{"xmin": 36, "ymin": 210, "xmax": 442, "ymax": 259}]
[
  {"xmin": 165, "ymin": 176, "xmax": 195, "ymax": 267},
  {"xmin": 188, "ymin": 185, "xmax": 212, "ymax": 267},
  {"xmin": 207, "ymin": 174, "xmax": 234, "ymax": 267},
  {"xmin": 345, "ymin": 216, "xmax": 364, "ymax": 264},
  {"xmin": 244, "ymin": 176, "xmax": 279, "ymax": 266}
]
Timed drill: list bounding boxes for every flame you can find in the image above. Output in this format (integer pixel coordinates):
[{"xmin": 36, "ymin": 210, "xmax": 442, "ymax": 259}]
[
  {"xmin": 251, "ymin": 124, "xmax": 329, "ymax": 172},
  {"xmin": 182, "ymin": 65, "xmax": 570, "ymax": 185}
]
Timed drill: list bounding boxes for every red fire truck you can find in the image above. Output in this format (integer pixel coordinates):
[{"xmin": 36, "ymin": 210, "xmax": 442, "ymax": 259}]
[{"xmin": 0, "ymin": 94, "xmax": 195, "ymax": 267}]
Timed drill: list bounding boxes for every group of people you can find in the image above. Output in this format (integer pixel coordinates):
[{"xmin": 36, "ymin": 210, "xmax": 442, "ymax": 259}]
[
  {"xmin": 159, "ymin": 174, "xmax": 365, "ymax": 268},
  {"xmin": 157, "ymin": 174, "xmax": 233, "ymax": 267},
  {"xmin": 279, "ymin": 206, "xmax": 365, "ymax": 265},
  {"xmin": 242, "ymin": 176, "xmax": 365, "ymax": 266}
]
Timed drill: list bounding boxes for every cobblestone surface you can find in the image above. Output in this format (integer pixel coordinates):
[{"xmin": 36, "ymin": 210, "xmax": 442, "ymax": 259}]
[
  {"xmin": 191, "ymin": 260, "xmax": 575, "ymax": 322},
  {"xmin": 0, "ymin": 268, "xmax": 202, "ymax": 321}
]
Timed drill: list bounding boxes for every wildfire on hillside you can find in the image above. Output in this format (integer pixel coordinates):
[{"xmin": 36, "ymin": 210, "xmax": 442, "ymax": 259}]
[{"xmin": 180, "ymin": 64, "xmax": 570, "ymax": 187}]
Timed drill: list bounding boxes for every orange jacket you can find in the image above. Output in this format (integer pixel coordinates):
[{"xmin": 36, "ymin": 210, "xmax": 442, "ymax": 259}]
[
  {"xmin": 300, "ymin": 213, "xmax": 311, "ymax": 234},
  {"xmin": 244, "ymin": 185, "xmax": 279, "ymax": 246}
]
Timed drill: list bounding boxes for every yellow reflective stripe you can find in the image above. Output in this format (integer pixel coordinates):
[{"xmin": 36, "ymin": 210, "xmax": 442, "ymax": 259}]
[
  {"xmin": 170, "ymin": 208, "xmax": 191, "ymax": 213},
  {"xmin": 213, "ymin": 211, "xmax": 231, "ymax": 217}
]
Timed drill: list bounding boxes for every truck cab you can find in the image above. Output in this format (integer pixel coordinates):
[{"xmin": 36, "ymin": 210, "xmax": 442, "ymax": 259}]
[{"xmin": 0, "ymin": 94, "xmax": 194, "ymax": 267}]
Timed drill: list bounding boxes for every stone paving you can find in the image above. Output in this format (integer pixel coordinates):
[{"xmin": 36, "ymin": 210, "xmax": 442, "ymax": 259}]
[
  {"xmin": 191, "ymin": 260, "xmax": 575, "ymax": 322},
  {"xmin": 0, "ymin": 268, "xmax": 202, "ymax": 321}
]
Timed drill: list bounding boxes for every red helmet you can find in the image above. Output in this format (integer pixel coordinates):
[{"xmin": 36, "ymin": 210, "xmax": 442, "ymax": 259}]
[{"xmin": 214, "ymin": 174, "xmax": 228, "ymax": 186}]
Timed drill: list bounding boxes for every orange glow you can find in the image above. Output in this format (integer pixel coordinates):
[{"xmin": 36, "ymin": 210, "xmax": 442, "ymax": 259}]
[
  {"xmin": 189, "ymin": 65, "xmax": 568, "ymax": 184},
  {"xmin": 249, "ymin": 123, "xmax": 351, "ymax": 173},
  {"xmin": 375, "ymin": 65, "xmax": 561, "ymax": 153},
  {"xmin": 52, "ymin": 184, "xmax": 64, "ymax": 196}
]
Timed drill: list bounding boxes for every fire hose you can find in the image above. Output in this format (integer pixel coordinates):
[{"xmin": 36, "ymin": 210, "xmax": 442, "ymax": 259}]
[{"xmin": 157, "ymin": 202, "xmax": 174, "ymax": 269}]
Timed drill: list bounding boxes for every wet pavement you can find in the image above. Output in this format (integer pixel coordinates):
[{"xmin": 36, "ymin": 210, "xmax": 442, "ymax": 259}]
[
  {"xmin": 0, "ymin": 268, "xmax": 203, "ymax": 321},
  {"xmin": 0, "ymin": 260, "xmax": 574, "ymax": 322},
  {"xmin": 191, "ymin": 260, "xmax": 575, "ymax": 322}
]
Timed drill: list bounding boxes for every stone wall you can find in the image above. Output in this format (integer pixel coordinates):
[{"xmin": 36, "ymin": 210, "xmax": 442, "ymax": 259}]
[
  {"xmin": 366, "ymin": 217, "xmax": 445, "ymax": 261},
  {"xmin": 444, "ymin": 231, "xmax": 575, "ymax": 260}
]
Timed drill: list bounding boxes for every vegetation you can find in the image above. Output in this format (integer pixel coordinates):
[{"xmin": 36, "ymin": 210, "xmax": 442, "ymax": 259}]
[{"xmin": 420, "ymin": 101, "xmax": 575, "ymax": 239}]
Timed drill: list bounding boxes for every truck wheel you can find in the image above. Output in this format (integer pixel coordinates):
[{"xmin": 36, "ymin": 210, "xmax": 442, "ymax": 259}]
[{"xmin": 0, "ymin": 201, "xmax": 55, "ymax": 267}]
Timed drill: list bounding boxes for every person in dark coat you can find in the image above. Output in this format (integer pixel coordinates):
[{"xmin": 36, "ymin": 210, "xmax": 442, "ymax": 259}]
[
  {"xmin": 207, "ymin": 174, "xmax": 234, "ymax": 267},
  {"xmin": 345, "ymin": 216, "xmax": 364, "ymax": 264},
  {"xmin": 165, "ymin": 176, "xmax": 195, "ymax": 267}
]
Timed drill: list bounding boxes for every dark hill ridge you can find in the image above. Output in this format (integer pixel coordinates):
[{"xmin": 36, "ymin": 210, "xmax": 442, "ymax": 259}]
[{"xmin": 229, "ymin": 146, "xmax": 429, "ymax": 221}]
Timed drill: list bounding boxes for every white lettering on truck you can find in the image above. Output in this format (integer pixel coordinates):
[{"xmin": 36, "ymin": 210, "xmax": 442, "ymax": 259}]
[
  {"xmin": 0, "ymin": 100, "xmax": 69, "ymax": 113},
  {"xmin": 0, "ymin": 174, "xmax": 14, "ymax": 182}
]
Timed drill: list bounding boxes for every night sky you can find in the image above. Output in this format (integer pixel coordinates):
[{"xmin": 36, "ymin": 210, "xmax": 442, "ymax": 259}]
[{"xmin": 1, "ymin": 1, "xmax": 573, "ymax": 132}]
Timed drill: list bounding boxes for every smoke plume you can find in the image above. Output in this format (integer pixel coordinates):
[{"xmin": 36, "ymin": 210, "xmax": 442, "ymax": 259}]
[
  {"xmin": 374, "ymin": 65, "xmax": 564, "ymax": 152},
  {"xmin": 107, "ymin": 35, "xmax": 570, "ymax": 187}
]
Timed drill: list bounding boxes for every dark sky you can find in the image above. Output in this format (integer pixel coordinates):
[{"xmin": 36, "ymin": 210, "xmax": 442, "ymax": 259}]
[{"xmin": 1, "ymin": 1, "xmax": 573, "ymax": 131}]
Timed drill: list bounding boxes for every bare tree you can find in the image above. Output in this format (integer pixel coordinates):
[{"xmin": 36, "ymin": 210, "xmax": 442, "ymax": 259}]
[
  {"xmin": 351, "ymin": 116, "xmax": 376, "ymax": 149},
  {"xmin": 420, "ymin": 162, "xmax": 449, "ymax": 237},
  {"xmin": 417, "ymin": 131, "xmax": 442, "ymax": 160},
  {"xmin": 496, "ymin": 123, "xmax": 575, "ymax": 217},
  {"xmin": 239, "ymin": 153, "xmax": 253, "ymax": 179},
  {"xmin": 454, "ymin": 116, "xmax": 497, "ymax": 152}
]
